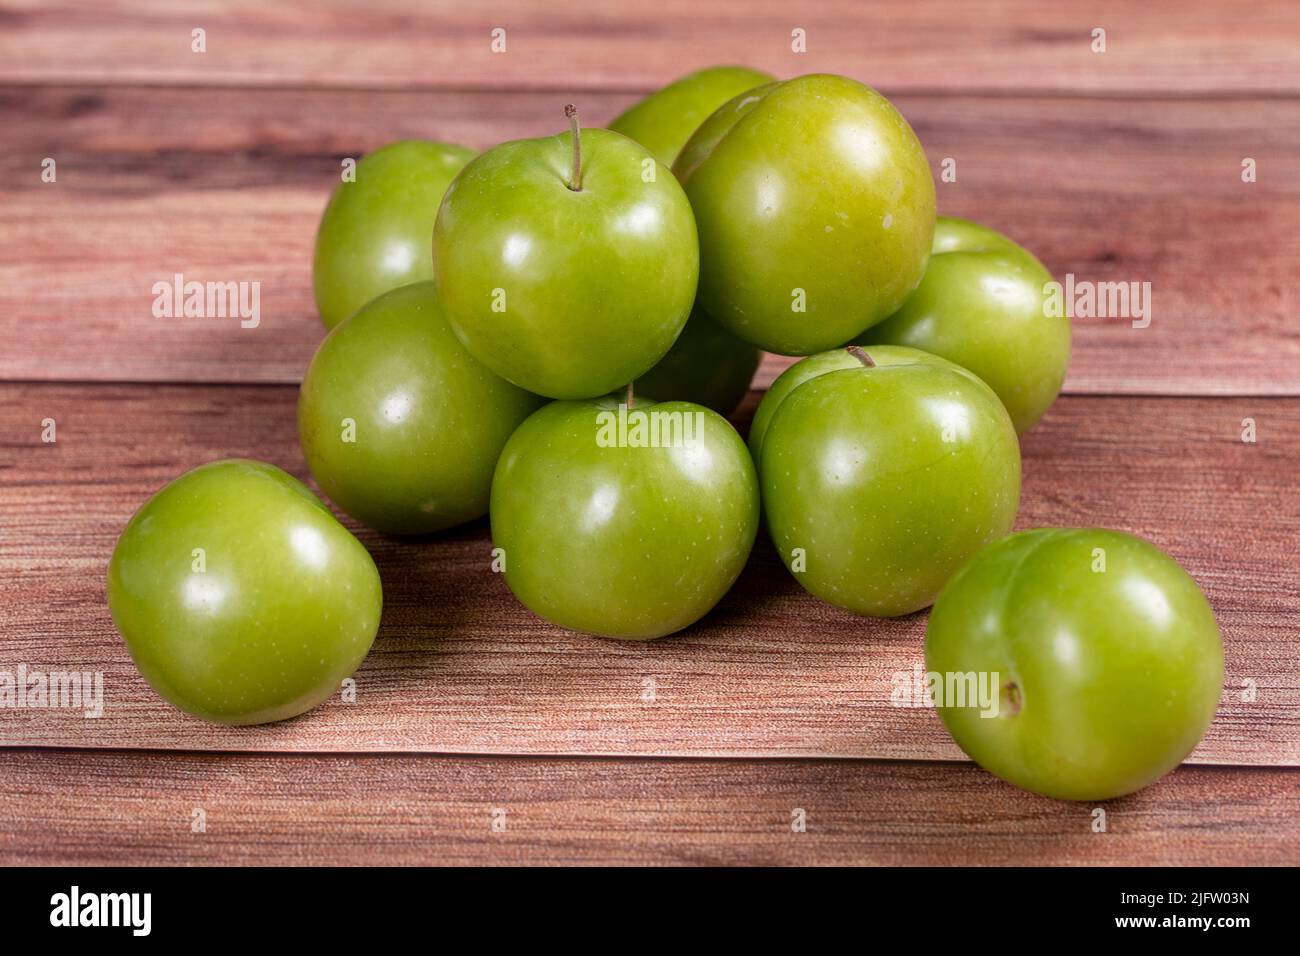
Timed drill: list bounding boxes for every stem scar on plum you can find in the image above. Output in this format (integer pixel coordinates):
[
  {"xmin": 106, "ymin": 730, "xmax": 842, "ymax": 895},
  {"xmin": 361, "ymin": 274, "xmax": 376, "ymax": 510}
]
[
  {"xmin": 1000, "ymin": 679, "xmax": 1022, "ymax": 717},
  {"xmin": 564, "ymin": 104, "xmax": 582, "ymax": 192}
]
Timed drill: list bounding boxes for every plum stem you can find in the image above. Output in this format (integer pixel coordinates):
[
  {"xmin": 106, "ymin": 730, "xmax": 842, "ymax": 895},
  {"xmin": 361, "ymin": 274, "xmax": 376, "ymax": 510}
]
[
  {"xmin": 565, "ymin": 104, "xmax": 583, "ymax": 191},
  {"xmin": 624, "ymin": 382, "xmax": 634, "ymax": 409},
  {"xmin": 846, "ymin": 345, "xmax": 876, "ymax": 367}
]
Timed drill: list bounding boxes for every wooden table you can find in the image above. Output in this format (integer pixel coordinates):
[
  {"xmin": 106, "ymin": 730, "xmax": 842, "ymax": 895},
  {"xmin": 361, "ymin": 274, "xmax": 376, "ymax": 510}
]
[{"xmin": 1, "ymin": 0, "xmax": 1297, "ymax": 866}]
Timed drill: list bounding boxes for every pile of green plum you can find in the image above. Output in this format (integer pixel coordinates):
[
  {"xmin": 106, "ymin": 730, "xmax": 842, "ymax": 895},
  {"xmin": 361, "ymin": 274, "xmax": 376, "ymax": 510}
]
[{"xmin": 108, "ymin": 68, "xmax": 1222, "ymax": 801}]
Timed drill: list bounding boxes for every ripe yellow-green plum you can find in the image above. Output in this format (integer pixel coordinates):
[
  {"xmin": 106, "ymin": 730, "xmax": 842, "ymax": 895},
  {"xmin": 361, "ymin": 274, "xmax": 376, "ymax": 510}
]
[
  {"xmin": 748, "ymin": 343, "xmax": 956, "ymax": 463},
  {"xmin": 925, "ymin": 528, "xmax": 1224, "ymax": 801},
  {"xmin": 674, "ymin": 73, "xmax": 935, "ymax": 355},
  {"xmin": 313, "ymin": 139, "xmax": 474, "ymax": 329},
  {"xmin": 107, "ymin": 459, "xmax": 383, "ymax": 725},
  {"xmin": 608, "ymin": 65, "xmax": 774, "ymax": 169},
  {"xmin": 298, "ymin": 282, "xmax": 545, "ymax": 534},
  {"xmin": 759, "ymin": 345, "xmax": 1019, "ymax": 616},
  {"xmin": 490, "ymin": 392, "xmax": 759, "ymax": 639},
  {"xmin": 433, "ymin": 108, "xmax": 699, "ymax": 399},
  {"xmin": 855, "ymin": 216, "xmax": 1070, "ymax": 433},
  {"xmin": 635, "ymin": 306, "xmax": 761, "ymax": 415}
]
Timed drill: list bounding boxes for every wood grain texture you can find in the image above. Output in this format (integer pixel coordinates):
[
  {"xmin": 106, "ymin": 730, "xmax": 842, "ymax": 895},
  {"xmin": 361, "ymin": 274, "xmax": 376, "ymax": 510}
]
[
  {"xmin": 4, "ymin": 86, "xmax": 1298, "ymax": 392},
  {"xmin": 1, "ymin": 0, "xmax": 1297, "ymax": 94},
  {"xmin": 2, "ymin": 384, "xmax": 1295, "ymax": 762},
  {"xmin": 1, "ymin": 749, "xmax": 1295, "ymax": 866}
]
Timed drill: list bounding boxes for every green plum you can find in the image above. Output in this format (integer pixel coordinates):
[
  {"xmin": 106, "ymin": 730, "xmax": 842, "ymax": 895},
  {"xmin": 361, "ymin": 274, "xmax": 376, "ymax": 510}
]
[
  {"xmin": 929, "ymin": 215, "xmax": 1023, "ymax": 256},
  {"xmin": 608, "ymin": 65, "xmax": 774, "ymax": 169},
  {"xmin": 490, "ymin": 392, "xmax": 759, "ymax": 639},
  {"xmin": 314, "ymin": 139, "xmax": 474, "ymax": 329},
  {"xmin": 856, "ymin": 216, "xmax": 1070, "ymax": 433},
  {"xmin": 674, "ymin": 73, "xmax": 935, "ymax": 355},
  {"xmin": 107, "ymin": 459, "xmax": 383, "ymax": 725},
  {"xmin": 433, "ymin": 108, "xmax": 699, "ymax": 399},
  {"xmin": 634, "ymin": 306, "xmax": 761, "ymax": 415},
  {"xmin": 748, "ymin": 343, "xmax": 956, "ymax": 463},
  {"xmin": 298, "ymin": 282, "xmax": 545, "ymax": 534},
  {"xmin": 760, "ymin": 345, "xmax": 1020, "ymax": 616},
  {"xmin": 925, "ymin": 528, "xmax": 1224, "ymax": 801}
]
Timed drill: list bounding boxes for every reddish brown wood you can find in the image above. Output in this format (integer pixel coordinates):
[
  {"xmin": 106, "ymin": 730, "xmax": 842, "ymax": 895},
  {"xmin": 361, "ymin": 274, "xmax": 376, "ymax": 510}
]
[
  {"xmin": 3, "ymin": 87, "xmax": 1297, "ymax": 392},
  {"xmin": 1, "ymin": 384, "xmax": 1295, "ymax": 763},
  {"xmin": 1, "ymin": 0, "xmax": 1297, "ymax": 94},
  {"xmin": 0, "ymin": 749, "xmax": 1294, "ymax": 866}
]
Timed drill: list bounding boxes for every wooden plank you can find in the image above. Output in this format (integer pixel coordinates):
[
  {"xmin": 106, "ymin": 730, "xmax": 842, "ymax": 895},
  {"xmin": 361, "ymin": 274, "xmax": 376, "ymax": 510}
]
[
  {"xmin": 1, "ymin": 384, "xmax": 1295, "ymax": 762},
  {"xmin": 0, "ymin": 749, "xmax": 1293, "ymax": 866},
  {"xmin": 1, "ymin": 0, "xmax": 1297, "ymax": 95},
  {"xmin": 3, "ymin": 86, "xmax": 1298, "ymax": 392}
]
